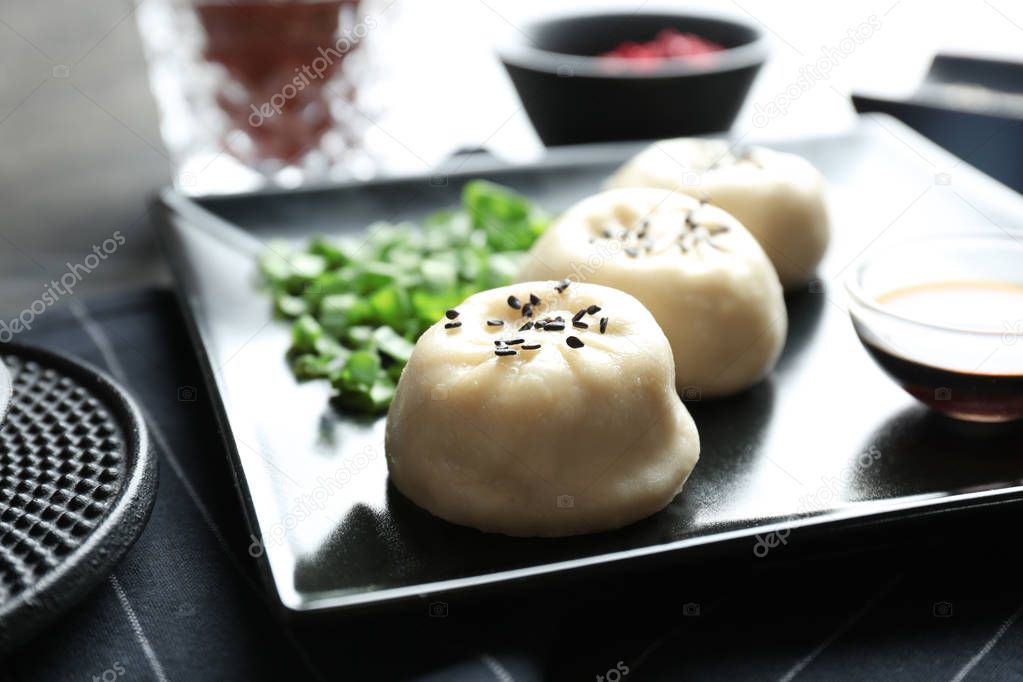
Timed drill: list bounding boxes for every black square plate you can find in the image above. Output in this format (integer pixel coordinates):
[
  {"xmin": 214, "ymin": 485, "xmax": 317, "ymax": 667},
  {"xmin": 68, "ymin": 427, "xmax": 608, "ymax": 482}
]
[{"xmin": 153, "ymin": 114, "xmax": 1023, "ymax": 614}]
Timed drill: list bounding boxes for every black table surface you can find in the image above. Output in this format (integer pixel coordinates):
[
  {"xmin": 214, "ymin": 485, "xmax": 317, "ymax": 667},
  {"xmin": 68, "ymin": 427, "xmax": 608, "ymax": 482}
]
[{"xmin": 1, "ymin": 288, "xmax": 1022, "ymax": 682}]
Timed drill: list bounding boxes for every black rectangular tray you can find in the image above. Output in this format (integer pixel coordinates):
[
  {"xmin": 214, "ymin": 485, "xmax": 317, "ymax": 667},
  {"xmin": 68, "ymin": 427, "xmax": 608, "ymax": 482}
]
[
  {"xmin": 852, "ymin": 53, "xmax": 1023, "ymax": 193},
  {"xmin": 154, "ymin": 114, "xmax": 1023, "ymax": 614}
]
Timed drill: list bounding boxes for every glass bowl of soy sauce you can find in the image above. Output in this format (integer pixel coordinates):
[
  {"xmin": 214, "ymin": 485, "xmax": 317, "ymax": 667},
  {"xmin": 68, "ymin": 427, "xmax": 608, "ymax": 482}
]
[{"xmin": 846, "ymin": 235, "xmax": 1023, "ymax": 422}]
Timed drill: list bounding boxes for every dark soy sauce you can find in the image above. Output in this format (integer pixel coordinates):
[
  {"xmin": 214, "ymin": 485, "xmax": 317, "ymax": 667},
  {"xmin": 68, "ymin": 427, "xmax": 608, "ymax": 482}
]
[
  {"xmin": 855, "ymin": 280, "xmax": 1023, "ymax": 422},
  {"xmin": 859, "ymin": 335, "xmax": 1023, "ymax": 422}
]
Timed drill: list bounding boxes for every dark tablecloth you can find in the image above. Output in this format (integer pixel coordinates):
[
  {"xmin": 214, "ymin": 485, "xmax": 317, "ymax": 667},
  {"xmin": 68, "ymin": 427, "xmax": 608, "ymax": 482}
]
[{"xmin": 3, "ymin": 289, "xmax": 1023, "ymax": 682}]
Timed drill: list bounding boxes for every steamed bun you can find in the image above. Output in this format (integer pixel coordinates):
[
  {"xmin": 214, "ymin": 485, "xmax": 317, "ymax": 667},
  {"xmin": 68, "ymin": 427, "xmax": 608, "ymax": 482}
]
[
  {"xmin": 607, "ymin": 138, "xmax": 829, "ymax": 288},
  {"xmin": 518, "ymin": 188, "xmax": 787, "ymax": 398},
  {"xmin": 385, "ymin": 281, "xmax": 699, "ymax": 537}
]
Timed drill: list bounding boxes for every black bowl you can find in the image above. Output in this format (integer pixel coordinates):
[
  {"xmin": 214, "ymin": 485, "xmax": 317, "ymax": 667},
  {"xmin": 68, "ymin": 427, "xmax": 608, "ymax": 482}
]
[{"xmin": 499, "ymin": 12, "xmax": 768, "ymax": 146}]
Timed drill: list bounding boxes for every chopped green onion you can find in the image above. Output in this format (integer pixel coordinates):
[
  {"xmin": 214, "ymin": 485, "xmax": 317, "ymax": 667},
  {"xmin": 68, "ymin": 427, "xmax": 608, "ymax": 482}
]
[{"xmin": 261, "ymin": 181, "xmax": 550, "ymax": 415}]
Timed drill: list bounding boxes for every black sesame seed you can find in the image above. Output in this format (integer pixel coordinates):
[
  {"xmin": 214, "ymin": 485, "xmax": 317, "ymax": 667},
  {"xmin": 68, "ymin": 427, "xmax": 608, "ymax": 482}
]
[
  {"xmin": 586, "ymin": 304, "xmax": 601, "ymax": 315},
  {"xmin": 555, "ymin": 316, "xmax": 564, "ymax": 322},
  {"xmin": 507, "ymin": 295, "xmax": 521, "ymax": 309},
  {"xmin": 445, "ymin": 309, "xmax": 459, "ymax": 320},
  {"xmin": 522, "ymin": 344, "xmax": 541, "ymax": 350},
  {"xmin": 486, "ymin": 319, "xmax": 504, "ymax": 327},
  {"xmin": 572, "ymin": 321, "xmax": 588, "ymax": 329},
  {"xmin": 529, "ymin": 293, "xmax": 540, "ymax": 305},
  {"xmin": 555, "ymin": 279, "xmax": 571, "ymax": 293},
  {"xmin": 444, "ymin": 321, "xmax": 462, "ymax": 329},
  {"xmin": 505, "ymin": 338, "xmax": 525, "ymax": 345},
  {"xmin": 494, "ymin": 339, "xmax": 505, "ymax": 346},
  {"xmin": 523, "ymin": 303, "xmax": 533, "ymax": 317},
  {"xmin": 603, "ymin": 227, "xmax": 614, "ymax": 239},
  {"xmin": 572, "ymin": 309, "xmax": 586, "ymax": 322},
  {"xmin": 495, "ymin": 348, "xmax": 517, "ymax": 357},
  {"xmin": 543, "ymin": 322, "xmax": 565, "ymax": 331},
  {"xmin": 519, "ymin": 321, "xmax": 533, "ymax": 332},
  {"xmin": 566, "ymin": 336, "xmax": 584, "ymax": 349},
  {"xmin": 599, "ymin": 317, "xmax": 608, "ymax": 334}
]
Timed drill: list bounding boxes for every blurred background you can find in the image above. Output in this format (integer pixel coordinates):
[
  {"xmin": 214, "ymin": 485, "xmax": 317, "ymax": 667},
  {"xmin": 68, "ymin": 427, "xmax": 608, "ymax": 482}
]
[{"xmin": 2, "ymin": 0, "xmax": 1022, "ymax": 315}]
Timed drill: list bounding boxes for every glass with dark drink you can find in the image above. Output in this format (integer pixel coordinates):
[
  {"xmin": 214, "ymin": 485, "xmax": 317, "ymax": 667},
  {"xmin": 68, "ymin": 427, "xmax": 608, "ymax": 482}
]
[{"xmin": 138, "ymin": 0, "xmax": 375, "ymax": 191}]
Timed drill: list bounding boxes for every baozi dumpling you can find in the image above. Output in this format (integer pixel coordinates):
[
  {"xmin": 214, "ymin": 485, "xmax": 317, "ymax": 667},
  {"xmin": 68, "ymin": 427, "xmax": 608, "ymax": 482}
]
[
  {"xmin": 606, "ymin": 138, "xmax": 829, "ymax": 289},
  {"xmin": 518, "ymin": 188, "xmax": 786, "ymax": 398},
  {"xmin": 385, "ymin": 281, "xmax": 700, "ymax": 537}
]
